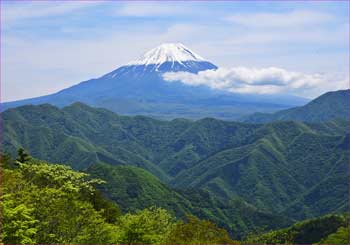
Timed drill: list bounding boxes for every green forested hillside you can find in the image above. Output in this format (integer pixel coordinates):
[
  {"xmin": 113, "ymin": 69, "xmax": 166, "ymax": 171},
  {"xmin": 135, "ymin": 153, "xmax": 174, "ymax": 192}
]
[
  {"xmin": 2, "ymin": 155, "xmax": 348, "ymax": 244},
  {"xmin": 243, "ymin": 89, "xmax": 350, "ymax": 123},
  {"xmin": 2, "ymin": 101, "xmax": 349, "ymax": 235},
  {"xmin": 174, "ymin": 120, "xmax": 350, "ymax": 218},
  {"xmin": 246, "ymin": 214, "xmax": 349, "ymax": 244},
  {"xmin": 2, "ymin": 102, "xmax": 262, "ymax": 182},
  {"xmin": 87, "ymin": 163, "xmax": 289, "ymax": 239},
  {"xmin": 1, "ymin": 156, "xmax": 236, "ymax": 244}
]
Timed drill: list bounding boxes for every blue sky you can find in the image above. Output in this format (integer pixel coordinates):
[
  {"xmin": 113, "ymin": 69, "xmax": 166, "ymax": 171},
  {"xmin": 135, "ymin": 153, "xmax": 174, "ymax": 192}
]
[{"xmin": 1, "ymin": 1, "xmax": 349, "ymax": 101}]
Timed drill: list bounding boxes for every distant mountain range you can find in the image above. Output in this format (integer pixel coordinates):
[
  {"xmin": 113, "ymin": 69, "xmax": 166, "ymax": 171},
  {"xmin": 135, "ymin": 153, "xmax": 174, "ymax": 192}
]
[
  {"xmin": 2, "ymin": 89, "xmax": 349, "ymax": 231},
  {"xmin": 1, "ymin": 43, "xmax": 308, "ymax": 120}
]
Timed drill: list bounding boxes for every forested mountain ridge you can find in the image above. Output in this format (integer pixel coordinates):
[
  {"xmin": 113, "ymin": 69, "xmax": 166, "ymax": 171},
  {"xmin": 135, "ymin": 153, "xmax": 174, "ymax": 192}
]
[
  {"xmin": 2, "ymin": 102, "xmax": 258, "ymax": 180},
  {"xmin": 246, "ymin": 213, "xmax": 349, "ymax": 244},
  {"xmin": 243, "ymin": 89, "xmax": 350, "ymax": 123},
  {"xmin": 2, "ymin": 100, "xmax": 349, "ymax": 224},
  {"xmin": 173, "ymin": 120, "xmax": 350, "ymax": 217}
]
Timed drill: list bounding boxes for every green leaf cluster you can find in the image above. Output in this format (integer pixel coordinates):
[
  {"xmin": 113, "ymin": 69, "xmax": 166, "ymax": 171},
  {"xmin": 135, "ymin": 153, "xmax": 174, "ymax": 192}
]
[
  {"xmin": 1, "ymin": 161, "xmax": 118, "ymax": 244},
  {"xmin": 117, "ymin": 206, "xmax": 174, "ymax": 244}
]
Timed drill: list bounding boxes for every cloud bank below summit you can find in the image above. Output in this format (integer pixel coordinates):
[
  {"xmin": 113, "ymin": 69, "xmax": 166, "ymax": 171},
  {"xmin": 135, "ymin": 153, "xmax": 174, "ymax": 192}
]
[{"xmin": 163, "ymin": 67, "xmax": 348, "ymax": 97}]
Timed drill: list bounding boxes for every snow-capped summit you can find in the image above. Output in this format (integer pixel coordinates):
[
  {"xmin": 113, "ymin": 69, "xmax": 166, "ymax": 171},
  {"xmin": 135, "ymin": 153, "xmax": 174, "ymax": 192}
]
[
  {"xmin": 127, "ymin": 43, "xmax": 208, "ymax": 66},
  {"xmin": 105, "ymin": 43, "xmax": 217, "ymax": 78}
]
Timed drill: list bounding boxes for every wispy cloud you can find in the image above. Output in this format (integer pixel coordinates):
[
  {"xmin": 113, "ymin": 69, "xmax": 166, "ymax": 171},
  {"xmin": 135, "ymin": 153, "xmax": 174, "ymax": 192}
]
[
  {"xmin": 225, "ymin": 10, "xmax": 335, "ymax": 28},
  {"xmin": 2, "ymin": 1, "xmax": 100, "ymax": 23},
  {"xmin": 163, "ymin": 67, "xmax": 348, "ymax": 97},
  {"xmin": 115, "ymin": 3, "xmax": 190, "ymax": 17},
  {"xmin": 1, "ymin": 23, "xmax": 205, "ymax": 101}
]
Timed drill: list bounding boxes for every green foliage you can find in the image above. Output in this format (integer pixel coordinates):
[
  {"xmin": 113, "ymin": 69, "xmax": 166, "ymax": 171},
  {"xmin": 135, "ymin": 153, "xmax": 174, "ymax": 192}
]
[
  {"xmin": 87, "ymin": 163, "xmax": 289, "ymax": 239},
  {"xmin": 166, "ymin": 215, "xmax": 235, "ymax": 244},
  {"xmin": 87, "ymin": 163, "xmax": 178, "ymax": 212},
  {"xmin": 19, "ymin": 161, "xmax": 104, "ymax": 194},
  {"xmin": 89, "ymin": 190, "xmax": 122, "ymax": 223},
  {"xmin": 2, "ymin": 161, "xmax": 118, "ymax": 244},
  {"xmin": 174, "ymin": 120, "xmax": 350, "ymax": 219},
  {"xmin": 246, "ymin": 214, "xmax": 348, "ymax": 244},
  {"xmin": 16, "ymin": 147, "xmax": 31, "ymax": 163},
  {"xmin": 320, "ymin": 227, "xmax": 350, "ymax": 244},
  {"xmin": 1, "ymin": 157, "xmax": 239, "ymax": 244},
  {"xmin": 0, "ymin": 153, "xmax": 15, "ymax": 169},
  {"xmin": 25, "ymin": 187, "xmax": 117, "ymax": 244},
  {"xmin": 117, "ymin": 207, "xmax": 174, "ymax": 244},
  {"xmin": 1, "ymin": 198, "xmax": 37, "ymax": 244}
]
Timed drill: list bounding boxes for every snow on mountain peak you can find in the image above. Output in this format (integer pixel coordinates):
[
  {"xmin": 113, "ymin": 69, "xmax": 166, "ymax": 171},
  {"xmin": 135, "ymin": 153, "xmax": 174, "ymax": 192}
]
[{"xmin": 127, "ymin": 43, "xmax": 208, "ymax": 66}]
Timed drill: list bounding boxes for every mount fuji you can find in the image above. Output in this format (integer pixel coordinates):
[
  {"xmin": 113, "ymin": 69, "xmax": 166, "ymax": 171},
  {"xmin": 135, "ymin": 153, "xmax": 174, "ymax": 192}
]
[{"xmin": 2, "ymin": 43, "xmax": 307, "ymax": 119}]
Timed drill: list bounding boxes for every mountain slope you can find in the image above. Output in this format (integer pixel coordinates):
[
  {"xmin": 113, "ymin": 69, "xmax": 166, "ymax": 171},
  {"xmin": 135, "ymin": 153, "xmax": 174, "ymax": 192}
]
[
  {"xmin": 2, "ymin": 103, "xmax": 170, "ymax": 181},
  {"xmin": 243, "ymin": 89, "xmax": 350, "ymax": 123},
  {"xmin": 1, "ymin": 43, "xmax": 307, "ymax": 120},
  {"xmin": 247, "ymin": 214, "xmax": 349, "ymax": 244},
  {"xmin": 2, "ymin": 102, "xmax": 258, "ymax": 177},
  {"xmin": 86, "ymin": 163, "xmax": 290, "ymax": 239},
  {"xmin": 172, "ymin": 120, "xmax": 350, "ymax": 217},
  {"xmin": 281, "ymin": 135, "xmax": 350, "ymax": 219},
  {"xmin": 2, "ymin": 100, "xmax": 349, "ymax": 221}
]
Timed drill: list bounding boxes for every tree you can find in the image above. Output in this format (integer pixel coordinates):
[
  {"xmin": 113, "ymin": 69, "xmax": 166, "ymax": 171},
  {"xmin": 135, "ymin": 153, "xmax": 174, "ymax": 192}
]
[
  {"xmin": 16, "ymin": 148, "xmax": 31, "ymax": 163},
  {"xmin": 29, "ymin": 187, "xmax": 118, "ymax": 244},
  {"xmin": 117, "ymin": 206, "xmax": 174, "ymax": 244},
  {"xmin": 19, "ymin": 162, "xmax": 105, "ymax": 195},
  {"xmin": 2, "ymin": 162, "xmax": 119, "ymax": 244},
  {"xmin": 166, "ymin": 215, "xmax": 235, "ymax": 244},
  {"xmin": 90, "ymin": 190, "xmax": 121, "ymax": 223},
  {"xmin": 1, "ymin": 195, "xmax": 38, "ymax": 244}
]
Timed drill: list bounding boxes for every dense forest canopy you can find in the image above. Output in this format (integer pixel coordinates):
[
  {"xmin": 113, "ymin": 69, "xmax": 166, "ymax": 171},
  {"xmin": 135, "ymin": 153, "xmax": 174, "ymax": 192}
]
[
  {"xmin": 0, "ymin": 153, "xmax": 237, "ymax": 244},
  {"xmin": 1, "ymin": 150, "xmax": 349, "ymax": 244}
]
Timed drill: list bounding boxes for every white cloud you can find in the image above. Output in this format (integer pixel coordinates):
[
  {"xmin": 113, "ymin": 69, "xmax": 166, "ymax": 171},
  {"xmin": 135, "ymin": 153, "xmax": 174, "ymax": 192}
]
[
  {"xmin": 163, "ymin": 67, "xmax": 348, "ymax": 97},
  {"xmin": 225, "ymin": 10, "xmax": 334, "ymax": 28}
]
